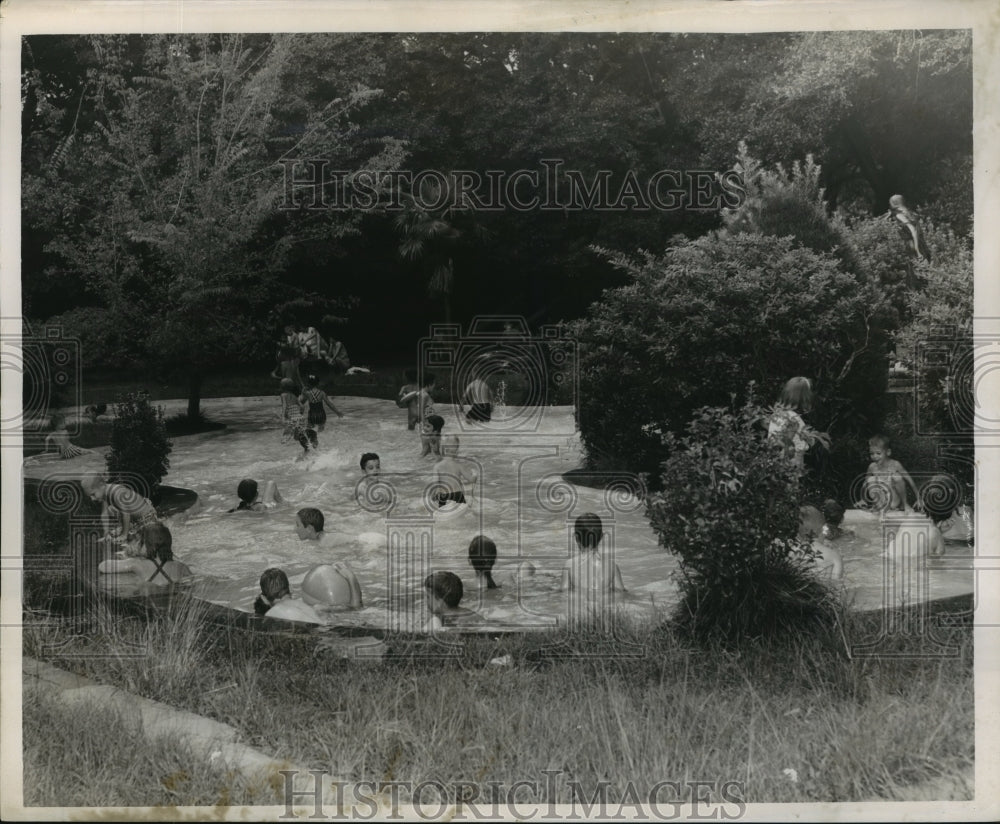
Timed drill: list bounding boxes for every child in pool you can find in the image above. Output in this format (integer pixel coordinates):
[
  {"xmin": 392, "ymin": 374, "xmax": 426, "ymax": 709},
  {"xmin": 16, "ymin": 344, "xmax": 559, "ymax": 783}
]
[
  {"xmin": 798, "ymin": 505, "xmax": 844, "ymax": 580},
  {"xmin": 228, "ymin": 479, "xmax": 283, "ymax": 513},
  {"xmin": 360, "ymin": 452, "xmax": 381, "ymax": 478},
  {"xmin": 561, "ymin": 513, "xmax": 627, "ymax": 592},
  {"xmin": 271, "ymin": 344, "xmax": 305, "ymax": 392},
  {"xmin": 821, "ymin": 498, "xmax": 851, "ymax": 540},
  {"xmin": 98, "ymin": 523, "xmax": 192, "ymax": 585},
  {"xmin": 294, "ymin": 507, "xmax": 335, "ymax": 546},
  {"xmin": 80, "ymin": 473, "xmax": 159, "ymax": 554},
  {"xmin": 460, "ymin": 371, "xmax": 494, "ymax": 423},
  {"xmin": 421, "ymin": 415, "xmax": 445, "ymax": 458},
  {"xmin": 301, "ymin": 562, "xmax": 364, "ymax": 609},
  {"xmin": 299, "ymin": 374, "xmax": 344, "ymax": 433},
  {"xmin": 919, "ymin": 475, "xmax": 962, "ymax": 557},
  {"xmin": 397, "ymin": 369, "xmax": 421, "ymax": 431},
  {"xmin": 469, "ymin": 535, "xmax": 499, "ymax": 589},
  {"xmin": 416, "ymin": 373, "xmax": 440, "ymax": 455},
  {"xmin": 280, "ymin": 378, "xmax": 317, "ymax": 455},
  {"xmin": 254, "ymin": 568, "xmax": 324, "ymax": 624},
  {"xmin": 423, "ymin": 571, "xmax": 484, "ymax": 630},
  {"xmin": 861, "ymin": 434, "xmax": 920, "ymax": 513},
  {"xmin": 767, "ymin": 377, "xmax": 830, "ymax": 469},
  {"xmin": 434, "ymin": 435, "xmax": 478, "ymax": 506}
]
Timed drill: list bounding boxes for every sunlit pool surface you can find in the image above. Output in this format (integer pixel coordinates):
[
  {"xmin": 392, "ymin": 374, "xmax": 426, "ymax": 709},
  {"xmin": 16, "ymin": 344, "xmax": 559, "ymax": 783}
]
[{"xmin": 24, "ymin": 396, "xmax": 975, "ymax": 631}]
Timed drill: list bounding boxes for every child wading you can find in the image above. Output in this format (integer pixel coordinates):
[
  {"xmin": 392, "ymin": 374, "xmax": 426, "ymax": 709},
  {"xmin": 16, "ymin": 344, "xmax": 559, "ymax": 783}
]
[
  {"xmin": 299, "ymin": 374, "xmax": 344, "ymax": 433},
  {"xmin": 279, "ymin": 378, "xmax": 317, "ymax": 456}
]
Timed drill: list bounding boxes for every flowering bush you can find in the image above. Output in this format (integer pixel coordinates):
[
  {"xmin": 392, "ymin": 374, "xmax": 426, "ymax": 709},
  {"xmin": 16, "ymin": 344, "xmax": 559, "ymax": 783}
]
[{"xmin": 646, "ymin": 398, "xmax": 838, "ymax": 646}]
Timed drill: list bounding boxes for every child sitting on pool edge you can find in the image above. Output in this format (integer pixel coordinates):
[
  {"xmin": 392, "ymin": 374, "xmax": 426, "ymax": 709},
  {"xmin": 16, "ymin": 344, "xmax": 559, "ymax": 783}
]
[
  {"xmin": 423, "ymin": 571, "xmax": 484, "ymax": 630},
  {"xmin": 435, "ymin": 435, "xmax": 478, "ymax": 506},
  {"xmin": 80, "ymin": 473, "xmax": 160, "ymax": 555},
  {"xmin": 860, "ymin": 434, "xmax": 921, "ymax": 513},
  {"xmin": 99, "ymin": 523, "xmax": 192, "ymax": 586},
  {"xmin": 228, "ymin": 479, "xmax": 283, "ymax": 513}
]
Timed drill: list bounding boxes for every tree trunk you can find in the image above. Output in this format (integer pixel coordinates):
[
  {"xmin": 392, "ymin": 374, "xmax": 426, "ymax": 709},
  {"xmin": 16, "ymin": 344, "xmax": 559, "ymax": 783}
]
[{"xmin": 187, "ymin": 370, "xmax": 202, "ymax": 420}]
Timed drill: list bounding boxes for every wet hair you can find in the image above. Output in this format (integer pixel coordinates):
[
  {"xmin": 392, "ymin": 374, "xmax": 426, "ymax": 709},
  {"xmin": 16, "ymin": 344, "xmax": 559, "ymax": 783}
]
[
  {"xmin": 778, "ymin": 377, "xmax": 813, "ymax": 413},
  {"xmin": 922, "ymin": 474, "xmax": 960, "ymax": 525},
  {"xmin": 140, "ymin": 522, "xmax": 174, "ymax": 563},
  {"xmin": 868, "ymin": 434, "xmax": 891, "ymax": 451},
  {"xmin": 574, "ymin": 513, "xmax": 603, "ymax": 551},
  {"xmin": 297, "ymin": 507, "xmax": 325, "ymax": 533},
  {"xmin": 228, "ymin": 479, "xmax": 258, "ymax": 512},
  {"xmin": 306, "ymin": 374, "xmax": 320, "ymax": 388},
  {"xmin": 255, "ymin": 567, "xmax": 290, "ymax": 615},
  {"xmin": 822, "ymin": 499, "xmax": 845, "ymax": 527},
  {"xmin": 422, "ymin": 372, "xmax": 437, "ymax": 388},
  {"xmin": 405, "ymin": 369, "xmax": 418, "ymax": 382},
  {"xmin": 427, "ymin": 415, "xmax": 445, "ymax": 434},
  {"xmin": 424, "ymin": 571, "xmax": 463, "ymax": 608},
  {"xmin": 468, "ymin": 536, "xmax": 498, "ymax": 589},
  {"xmin": 360, "ymin": 452, "xmax": 380, "ymax": 470}
]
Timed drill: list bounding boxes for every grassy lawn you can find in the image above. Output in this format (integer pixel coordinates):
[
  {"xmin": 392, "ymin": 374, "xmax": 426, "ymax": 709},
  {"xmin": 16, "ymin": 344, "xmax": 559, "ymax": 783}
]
[{"xmin": 22, "ymin": 593, "xmax": 973, "ymax": 807}]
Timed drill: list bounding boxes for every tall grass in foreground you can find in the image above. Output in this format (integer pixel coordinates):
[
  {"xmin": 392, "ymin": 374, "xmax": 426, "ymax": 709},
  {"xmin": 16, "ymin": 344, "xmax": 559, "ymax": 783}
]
[
  {"xmin": 22, "ymin": 688, "xmax": 285, "ymax": 807},
  {"xmin": 23, "ymin": 596, "xmax": 973, "ymax": 805}
]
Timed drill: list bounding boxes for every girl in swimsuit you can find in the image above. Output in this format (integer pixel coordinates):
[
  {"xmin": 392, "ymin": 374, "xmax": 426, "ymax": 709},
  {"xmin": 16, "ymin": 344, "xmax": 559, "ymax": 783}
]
[
  {"xmin": 98, "ymin": 523, "xmax": 192, "ymax": 586},
  {"xmin": 298, "ymin": 374, "xmax": 344, "ymax": 432}
]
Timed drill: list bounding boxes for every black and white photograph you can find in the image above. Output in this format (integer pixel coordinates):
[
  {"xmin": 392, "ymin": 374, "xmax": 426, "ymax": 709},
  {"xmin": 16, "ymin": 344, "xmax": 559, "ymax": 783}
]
[{"xmin": 2, "ymin": 0, "xmax": 997, "ymax": 820}]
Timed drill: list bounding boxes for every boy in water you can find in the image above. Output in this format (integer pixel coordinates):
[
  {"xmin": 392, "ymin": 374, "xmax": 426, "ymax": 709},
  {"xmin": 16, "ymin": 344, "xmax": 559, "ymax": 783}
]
[
  {"xmin": 416, "ymin": 373, "xmax": 439, "ymax": 454},
  {"xmin": 423, "ymin": 571, "xmax": 483, "ymax": 630},
  {"xmin": 294, "ymin": 507, "xmax": 335, "ymax": 546},
  {"xmin": 396, "ymin": 369, "xmax": 421, "ymax": 430},
  {"xmin": 422, "ymin": 415, "xmax": 445, "ymax": 458},
  {"xmin": 862, "ymin": 434, "xmax": 920, "ymax": 513},
  {"xmin": 434, "ymin": 435, "xmax": 478, "ymax": 506}
]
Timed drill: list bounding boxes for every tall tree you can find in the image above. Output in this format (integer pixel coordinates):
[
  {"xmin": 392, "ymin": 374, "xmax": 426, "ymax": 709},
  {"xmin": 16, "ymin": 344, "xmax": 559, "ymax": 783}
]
[{"xmin": 23, "ymin": 33, "xmax": 403, "ymax": 417}]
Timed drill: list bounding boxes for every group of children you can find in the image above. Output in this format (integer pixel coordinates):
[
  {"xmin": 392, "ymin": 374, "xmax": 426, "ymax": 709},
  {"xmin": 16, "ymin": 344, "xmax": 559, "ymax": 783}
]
[{"xmin": 771, "ymin": 376, "xmax": 965, "ymax": 580}]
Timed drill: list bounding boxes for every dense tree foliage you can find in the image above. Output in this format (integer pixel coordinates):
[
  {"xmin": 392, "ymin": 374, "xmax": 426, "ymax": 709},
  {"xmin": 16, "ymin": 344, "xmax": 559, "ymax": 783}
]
[{"xmin": 22, "ymin": 30, "xmax": 971, "ymax": 399}]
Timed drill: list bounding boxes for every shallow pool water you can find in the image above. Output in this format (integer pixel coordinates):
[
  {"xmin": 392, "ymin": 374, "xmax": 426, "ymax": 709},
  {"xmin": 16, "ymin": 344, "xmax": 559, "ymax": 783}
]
[{"xmin": 25, "ymin": 396, "xmax": 974, "ymax": 630}]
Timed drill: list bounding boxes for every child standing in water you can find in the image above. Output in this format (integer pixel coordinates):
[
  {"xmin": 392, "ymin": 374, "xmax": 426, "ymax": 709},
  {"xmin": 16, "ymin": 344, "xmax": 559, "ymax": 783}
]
[
  {"xmin": 861, "ymin": 434, "xmax": 921, "ymax": 513},
  {"xmin": 299, "ymin": 374, "xmax": 344, "ymax": 433},
  {"xmin": 280, "ymin": 378, "xmax": 317, "ymax": 456},
  {"xmin": 397, "ymin": 369, "xmax": 421, "ymax": 430},
  {"xmin": 416, "ymin": 373, "xmax": 439, "ymax": 454},
  {"xmin": 561, "ymin": 512, "xmax": 627, "ymax": 593},
  {"xmin": 434, "ymin": 435, "xmax": 478, "ymax": 506},
  {"xmin": 80, "ymin": 473, "xmax": 160, "ymax": 554},
  {"xmin": 768, "ymin": 377, "xmax": 829, "ymax": 469}
]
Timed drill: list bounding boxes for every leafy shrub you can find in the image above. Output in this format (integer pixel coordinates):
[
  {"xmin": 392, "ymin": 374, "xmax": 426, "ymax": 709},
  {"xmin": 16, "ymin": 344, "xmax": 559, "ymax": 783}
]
[
  {"xmin": 106, "ymin": 391, "xmax": 172, "ymax": 497},
  {"xmin": 646, "ymin": 399, "xmax": 838, "ymax": 646},
  {"xmin": 572, "ymin": 232, "xmax": 890, "ymax": 478}
]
